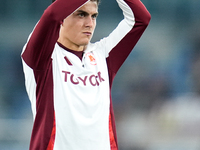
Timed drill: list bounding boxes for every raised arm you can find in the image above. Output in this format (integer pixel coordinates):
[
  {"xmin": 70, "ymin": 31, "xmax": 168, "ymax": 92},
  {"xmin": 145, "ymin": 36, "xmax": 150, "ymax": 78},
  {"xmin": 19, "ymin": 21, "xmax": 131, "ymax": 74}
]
[
  {"xmin": 107, "ymin": 0, "xmax": 151, "ymax": 74},
  {"xmin": 22, "ymin": 0, "xmax": 89, "ymax": 70}
]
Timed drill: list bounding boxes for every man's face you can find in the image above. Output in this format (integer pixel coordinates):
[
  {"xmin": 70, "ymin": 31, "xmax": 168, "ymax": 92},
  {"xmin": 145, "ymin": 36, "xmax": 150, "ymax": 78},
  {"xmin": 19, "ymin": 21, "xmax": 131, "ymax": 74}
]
[{"xmin": 59, "ymin": 1, "xmax": 98, "ymax": 51}]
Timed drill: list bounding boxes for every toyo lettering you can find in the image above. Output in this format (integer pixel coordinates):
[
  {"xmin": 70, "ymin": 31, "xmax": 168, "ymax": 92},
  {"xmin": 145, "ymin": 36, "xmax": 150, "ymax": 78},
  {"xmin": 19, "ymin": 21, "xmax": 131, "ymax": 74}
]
[{"xmin": 62, "ymin": 71, "xmax": 105, "ymax": 86}]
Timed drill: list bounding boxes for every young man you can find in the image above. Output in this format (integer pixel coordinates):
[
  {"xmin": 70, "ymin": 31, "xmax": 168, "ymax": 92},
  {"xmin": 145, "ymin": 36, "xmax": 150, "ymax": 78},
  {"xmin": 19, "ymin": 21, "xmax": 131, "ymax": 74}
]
[{"xmin": 21, "ymin": 0, "xmax": 151, "ymax": 149}]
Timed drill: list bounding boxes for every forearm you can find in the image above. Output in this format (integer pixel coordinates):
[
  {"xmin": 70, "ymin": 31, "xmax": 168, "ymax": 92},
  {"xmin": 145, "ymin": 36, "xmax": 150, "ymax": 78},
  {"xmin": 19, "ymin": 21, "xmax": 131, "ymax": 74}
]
[{"xmin": 45, "ymin": 0, "xmax": 89, "ymax": 22}]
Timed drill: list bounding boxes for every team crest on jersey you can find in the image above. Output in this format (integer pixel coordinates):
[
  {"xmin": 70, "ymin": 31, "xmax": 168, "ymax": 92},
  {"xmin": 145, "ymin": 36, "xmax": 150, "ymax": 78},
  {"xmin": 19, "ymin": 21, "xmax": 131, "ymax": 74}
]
[{"xmin": 86, "ymin": 52, "xmax": 97, "ymax": 65}]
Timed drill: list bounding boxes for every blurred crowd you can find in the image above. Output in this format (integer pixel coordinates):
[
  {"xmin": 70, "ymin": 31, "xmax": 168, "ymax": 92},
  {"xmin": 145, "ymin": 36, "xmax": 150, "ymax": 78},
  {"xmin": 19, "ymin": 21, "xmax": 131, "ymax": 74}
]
[{"xmin": 0, "ymin": 0, "xmax": 200, "ymax": 149}]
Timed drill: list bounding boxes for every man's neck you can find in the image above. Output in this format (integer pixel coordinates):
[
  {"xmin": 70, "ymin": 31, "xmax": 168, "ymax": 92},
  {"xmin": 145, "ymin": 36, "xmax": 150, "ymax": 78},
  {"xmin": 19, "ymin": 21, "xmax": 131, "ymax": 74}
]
[{"xmin": 57, "ymin": 38, "xmax": 85, "ymax": 52}]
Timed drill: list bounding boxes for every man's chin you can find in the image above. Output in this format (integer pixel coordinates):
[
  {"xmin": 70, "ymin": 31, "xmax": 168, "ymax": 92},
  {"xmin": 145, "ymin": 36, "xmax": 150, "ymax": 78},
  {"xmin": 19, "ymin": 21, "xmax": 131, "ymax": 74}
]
[{"xmin": 80, "ymin": 40, "xmax": 91, "ymax": 46}]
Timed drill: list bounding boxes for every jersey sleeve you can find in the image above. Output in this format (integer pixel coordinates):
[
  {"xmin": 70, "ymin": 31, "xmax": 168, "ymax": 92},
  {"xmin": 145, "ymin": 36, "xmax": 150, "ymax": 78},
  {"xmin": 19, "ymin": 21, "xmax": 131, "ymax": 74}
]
[
  {"xmin": 98, "ymin": 0, "xmax": 151, "ymax": 74},
  {"xmin": 21, "ymin": 0, "xmax": 89, "ymax": 70}
]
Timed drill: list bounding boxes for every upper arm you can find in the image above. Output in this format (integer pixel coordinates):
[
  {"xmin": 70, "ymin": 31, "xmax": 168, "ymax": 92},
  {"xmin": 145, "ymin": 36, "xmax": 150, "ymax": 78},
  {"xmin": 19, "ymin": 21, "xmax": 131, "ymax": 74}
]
[
  {"xmin": 21, "ymin": 16, "xmax": 60, "ymax": 70},
  {"xmin": 21, "ymin": 0, "xmax": 89, "ymax": 70},
  {"xmin": 106, "ymin": 0, "xmax": 151, "ymax": 74}
]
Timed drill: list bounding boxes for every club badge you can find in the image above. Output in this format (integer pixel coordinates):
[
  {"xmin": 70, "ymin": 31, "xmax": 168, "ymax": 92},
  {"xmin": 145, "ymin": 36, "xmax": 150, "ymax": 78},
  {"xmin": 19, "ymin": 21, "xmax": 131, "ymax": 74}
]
[{"xmin": 86, "ymin": 52, "xmax": 97, "ymax": 65}]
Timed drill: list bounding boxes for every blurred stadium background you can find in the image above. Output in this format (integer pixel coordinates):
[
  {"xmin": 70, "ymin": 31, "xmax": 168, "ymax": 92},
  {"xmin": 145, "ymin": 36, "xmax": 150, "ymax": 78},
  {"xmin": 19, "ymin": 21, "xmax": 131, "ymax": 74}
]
[{"xmin": 0, "ymin": 0, "xmax": 200, "ymax": 150}]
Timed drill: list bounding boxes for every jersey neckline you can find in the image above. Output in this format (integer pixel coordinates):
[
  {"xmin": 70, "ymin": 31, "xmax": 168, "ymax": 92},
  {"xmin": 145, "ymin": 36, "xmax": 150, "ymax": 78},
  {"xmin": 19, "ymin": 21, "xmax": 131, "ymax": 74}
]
[{"xmin": 57, "ymin": 42, "xmax": 84, "ymax": 60}]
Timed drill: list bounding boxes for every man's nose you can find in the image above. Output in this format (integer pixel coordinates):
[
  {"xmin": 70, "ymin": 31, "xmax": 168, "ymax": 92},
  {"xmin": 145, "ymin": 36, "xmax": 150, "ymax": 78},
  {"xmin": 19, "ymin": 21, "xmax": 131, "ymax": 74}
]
[{"xmin": 85, "ymin": 16, "xmax": 94, "ymax": 27}]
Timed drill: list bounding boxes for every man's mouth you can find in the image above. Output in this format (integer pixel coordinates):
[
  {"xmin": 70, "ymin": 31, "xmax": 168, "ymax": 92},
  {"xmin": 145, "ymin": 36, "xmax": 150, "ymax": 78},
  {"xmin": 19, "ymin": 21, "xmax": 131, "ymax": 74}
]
[{"xmin": 83, "ymin": 32, "xmax": 92, "ymax": 36}]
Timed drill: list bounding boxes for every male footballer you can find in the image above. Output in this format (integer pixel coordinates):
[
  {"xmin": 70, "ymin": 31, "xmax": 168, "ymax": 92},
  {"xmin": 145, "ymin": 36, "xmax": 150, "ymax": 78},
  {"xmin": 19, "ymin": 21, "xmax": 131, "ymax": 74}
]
[{"xmin": 21, "ymin": 0, "xmax": 151, "ymax": 149}]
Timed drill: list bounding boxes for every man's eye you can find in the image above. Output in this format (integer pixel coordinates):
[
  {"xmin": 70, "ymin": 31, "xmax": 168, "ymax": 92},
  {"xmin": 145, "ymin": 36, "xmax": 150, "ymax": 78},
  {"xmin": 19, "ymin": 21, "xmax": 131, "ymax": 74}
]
[
  {"xmin": 92, "ymin": 14, "xmax": 98, "ymax": 19},
  {"xmin": 78, "ymin": 13, "xmax": 85, "ymax": 17}
]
